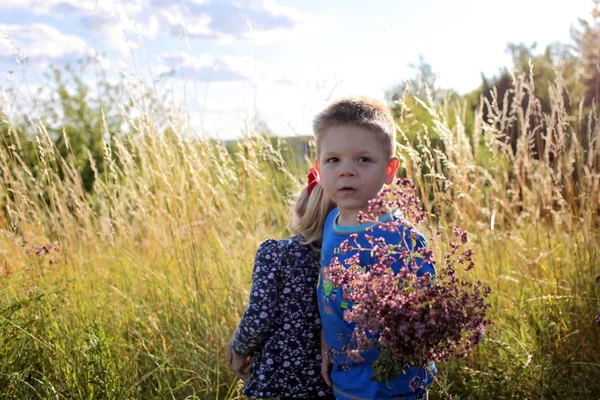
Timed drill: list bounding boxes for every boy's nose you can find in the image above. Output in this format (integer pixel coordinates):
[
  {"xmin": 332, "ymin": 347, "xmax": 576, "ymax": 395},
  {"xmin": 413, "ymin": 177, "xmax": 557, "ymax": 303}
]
[{"xmin": 338, "ymin": 162, "xmax": 357, "ymax": 177}]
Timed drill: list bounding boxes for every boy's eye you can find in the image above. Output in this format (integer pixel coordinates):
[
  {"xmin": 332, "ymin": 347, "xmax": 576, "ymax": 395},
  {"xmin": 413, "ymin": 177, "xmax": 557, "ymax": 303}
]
[
  {"xmin": 326, "ymin": 157, "xmax": 339, "ymax": 163},
  {"xmin": 358, "ymin": 157, "xmax": 371, "ymax": 162}
]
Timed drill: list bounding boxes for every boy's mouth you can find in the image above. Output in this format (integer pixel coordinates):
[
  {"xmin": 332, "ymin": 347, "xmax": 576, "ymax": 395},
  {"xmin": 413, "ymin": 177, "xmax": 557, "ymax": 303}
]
[{"xmin": 338, "ymin": 186, "xmax": 358, "ymax": 193}]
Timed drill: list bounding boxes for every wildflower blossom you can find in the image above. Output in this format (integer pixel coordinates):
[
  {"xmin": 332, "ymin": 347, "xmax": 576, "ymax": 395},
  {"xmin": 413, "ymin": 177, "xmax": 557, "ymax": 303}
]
[{"xmin": 327, "ymin": 178, "xmax": 491, "ymax": 383}]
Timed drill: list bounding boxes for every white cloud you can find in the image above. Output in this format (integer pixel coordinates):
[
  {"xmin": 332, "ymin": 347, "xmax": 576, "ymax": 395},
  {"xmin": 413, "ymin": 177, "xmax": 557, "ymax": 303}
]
[
  {"xmin": 0, "ymin": 0, "xmax": 151, "ymax": 44},
  {"xmin": 158, "ymin": 52, "xmax": 249, "ymax": 82},
  {"xmin": 1, "ymin": 80, "xmax": 55, "ymax": 118},
  {"xmin": 151, "ymin": 0, "xmax": 312, "ymax": 42},
  {"xmin": 0, "ymin": 0, "xmax": 143, "ymax": 20},
  {"xmin": 0, "ymin": 23, "xmax": 89, "ymax": 65},
  {"xmin": 156, "ymin": 51, "xmax": 293, "ymax": 84},
  {"xmin": 1, "ymin": 0, "xmax": 311, "ymax": 43}
]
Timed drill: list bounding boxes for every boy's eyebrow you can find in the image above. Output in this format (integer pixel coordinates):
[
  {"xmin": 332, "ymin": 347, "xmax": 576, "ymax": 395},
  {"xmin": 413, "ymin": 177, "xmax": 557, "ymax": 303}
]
[
  {"xmin": 320, "ymin": 151, "xmax": 337, "ymax": 158},
  {"xmin": 321, "ymin": 150, "xmax": 379, "ymax": 158},
  {"xmin": 357, "ymin": 150, "xmax": 377, "ymax": 156}
]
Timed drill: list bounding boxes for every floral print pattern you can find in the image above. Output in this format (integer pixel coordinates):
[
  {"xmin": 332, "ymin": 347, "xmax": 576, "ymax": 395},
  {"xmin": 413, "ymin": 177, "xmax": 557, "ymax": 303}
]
[{"xmin": 232, "ymin": 237, "xmax": 333, "ymax": 399}]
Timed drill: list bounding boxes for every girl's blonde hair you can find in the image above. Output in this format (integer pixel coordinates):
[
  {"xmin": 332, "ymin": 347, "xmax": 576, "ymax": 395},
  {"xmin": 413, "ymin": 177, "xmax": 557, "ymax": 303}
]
[{"xmin": 288, "ymin": 181, "xmax": 335, "ymax": 252}]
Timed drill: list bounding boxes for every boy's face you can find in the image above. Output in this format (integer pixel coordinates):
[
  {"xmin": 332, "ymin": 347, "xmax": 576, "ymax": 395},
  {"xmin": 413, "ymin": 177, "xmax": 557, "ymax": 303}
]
[{"xmin": 316, "ymin": 124, "xmax": 398, "ymax": 223}]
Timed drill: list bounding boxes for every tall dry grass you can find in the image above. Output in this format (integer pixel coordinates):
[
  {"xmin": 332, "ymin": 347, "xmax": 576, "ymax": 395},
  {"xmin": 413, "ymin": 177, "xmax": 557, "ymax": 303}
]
[
  {"xmin": 394, "ymin": 70, "xmax": 600, "ymax": 398},
  {"xmin": 0, "ymin": 69, "xmax": 599, "ymax": 399},
  {"xmin": 0, "ymin": 104, "xmax": 301, "ymax": 398}
]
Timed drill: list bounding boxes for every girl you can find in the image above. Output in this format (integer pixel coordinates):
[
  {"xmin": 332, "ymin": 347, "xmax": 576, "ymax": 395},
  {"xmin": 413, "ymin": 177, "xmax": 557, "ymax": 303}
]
[{"xmin": 227, "ymin": 168, "xmax": 335, "ymax": 400}]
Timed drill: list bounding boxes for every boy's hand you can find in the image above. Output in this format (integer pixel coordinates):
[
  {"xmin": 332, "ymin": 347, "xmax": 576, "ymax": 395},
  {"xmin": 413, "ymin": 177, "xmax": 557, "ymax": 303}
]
[
  {"xmin": 321, "ymin": 330, "xmax": 333, "ymax": 387},
  {"xmin": 321, "ymin": 355, "xmax": 333, "ymax": 387},
  {"xmin": 227, "ymin": 341, "xmax": 251, "ymax": 380}
]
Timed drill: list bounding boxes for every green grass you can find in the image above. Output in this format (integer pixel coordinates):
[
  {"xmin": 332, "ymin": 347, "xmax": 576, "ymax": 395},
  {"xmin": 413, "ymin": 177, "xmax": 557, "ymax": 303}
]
[{"xmin": 1, "ymin": 71, "xmax": 599, "ymax": 399}]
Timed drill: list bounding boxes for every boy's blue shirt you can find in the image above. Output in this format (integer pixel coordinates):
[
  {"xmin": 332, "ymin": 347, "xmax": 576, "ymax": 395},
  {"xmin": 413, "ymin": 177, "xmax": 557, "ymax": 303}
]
[{"xmin": 317, "ymin": 207, "xmax": 437, "ymax": 400}]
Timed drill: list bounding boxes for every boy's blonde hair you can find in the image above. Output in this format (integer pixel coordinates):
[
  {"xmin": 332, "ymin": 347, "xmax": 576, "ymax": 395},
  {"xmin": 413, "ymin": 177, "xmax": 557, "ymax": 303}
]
[
  {"xmin": 312, "ymin": 96, "xmax": 396, "ymax": 158},
  {"xmin": 288, "ymin": 182, "xmax": 335, "ymax": 252}
]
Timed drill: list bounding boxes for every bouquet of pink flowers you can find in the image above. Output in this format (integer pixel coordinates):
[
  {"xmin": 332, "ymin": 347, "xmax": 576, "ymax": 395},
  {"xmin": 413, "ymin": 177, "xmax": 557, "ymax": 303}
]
[{"xmin": 327, "ymin": 179, "xmax": 491, "ymax": 388}]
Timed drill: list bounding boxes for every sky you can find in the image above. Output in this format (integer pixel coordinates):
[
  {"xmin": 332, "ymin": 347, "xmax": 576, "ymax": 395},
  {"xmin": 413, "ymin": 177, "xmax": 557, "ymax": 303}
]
[{"xmin": 0, "ymin": 0, "xmax": 595, "ymax": 140}]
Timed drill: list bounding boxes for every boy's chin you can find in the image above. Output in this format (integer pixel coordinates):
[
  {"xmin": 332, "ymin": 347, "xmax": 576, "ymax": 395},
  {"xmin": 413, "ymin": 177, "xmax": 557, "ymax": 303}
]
[{"xmin": 337, "ymin": 205, "xmax": 369, "ymax": 217}]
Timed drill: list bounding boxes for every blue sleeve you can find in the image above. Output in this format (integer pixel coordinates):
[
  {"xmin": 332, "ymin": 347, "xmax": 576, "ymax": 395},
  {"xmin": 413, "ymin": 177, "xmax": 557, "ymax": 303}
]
[
  {"xmin": 231, "ymin": 239, "xmax": 281, "ymax": 357},
  {"xmin": 411, "ymin": 231, "xmax": 436, "ymax": 277},
  {"xmin": 390, "ymin": 227, "xmax": 436, "ymax": 278}
]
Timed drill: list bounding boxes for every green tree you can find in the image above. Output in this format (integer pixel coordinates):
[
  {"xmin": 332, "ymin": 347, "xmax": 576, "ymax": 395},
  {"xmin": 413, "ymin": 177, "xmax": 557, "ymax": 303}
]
[
  {"xmin": 571, "ymin": 0, "xmax": 600, "ymax": 108},
  {"xmin": 5, "ymin": 57, "xmax": 163, "ymax": 194}
]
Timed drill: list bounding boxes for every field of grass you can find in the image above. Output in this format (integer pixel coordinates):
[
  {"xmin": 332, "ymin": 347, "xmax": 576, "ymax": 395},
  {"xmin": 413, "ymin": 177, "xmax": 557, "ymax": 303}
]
[{"xmin": 1, "ymin": 71, "xmax": 599, "ymax": 399}]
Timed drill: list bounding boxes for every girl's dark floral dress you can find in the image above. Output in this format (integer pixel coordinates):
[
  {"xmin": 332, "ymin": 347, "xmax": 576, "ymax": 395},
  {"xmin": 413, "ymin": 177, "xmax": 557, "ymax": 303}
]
[{"xmin": 231, "ymin": 237, "xmax": 333, "ymax": 399}]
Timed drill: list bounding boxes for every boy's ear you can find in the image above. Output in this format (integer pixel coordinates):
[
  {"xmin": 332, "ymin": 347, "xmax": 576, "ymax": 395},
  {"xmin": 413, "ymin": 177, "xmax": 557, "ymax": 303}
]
[{"xmin": 384, "ymin": 157, "xmax": 399, "ymax": 185}]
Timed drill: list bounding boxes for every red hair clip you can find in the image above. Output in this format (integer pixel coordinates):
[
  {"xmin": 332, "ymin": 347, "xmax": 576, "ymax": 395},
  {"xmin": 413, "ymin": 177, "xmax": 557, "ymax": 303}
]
[{"xmin": 307, "ymin": 167, "xmax": 320, "ymax": 195}]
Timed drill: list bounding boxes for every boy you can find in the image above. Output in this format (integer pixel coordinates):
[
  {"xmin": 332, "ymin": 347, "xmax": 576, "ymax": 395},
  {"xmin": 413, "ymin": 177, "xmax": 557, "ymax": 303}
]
[{"xmin": 314, "ymin": 96, "xmax": 436, "ymax": 400}]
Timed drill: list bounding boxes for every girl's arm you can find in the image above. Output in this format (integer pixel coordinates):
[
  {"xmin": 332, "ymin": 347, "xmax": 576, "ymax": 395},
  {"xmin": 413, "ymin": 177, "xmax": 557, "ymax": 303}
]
[
  {"xmin": 227, "ymin": 338, "xmax": 251, "ymax": 380},
  {"xmin": 230, "ymin": 239, "xmax": 281, "ymax": 358}
]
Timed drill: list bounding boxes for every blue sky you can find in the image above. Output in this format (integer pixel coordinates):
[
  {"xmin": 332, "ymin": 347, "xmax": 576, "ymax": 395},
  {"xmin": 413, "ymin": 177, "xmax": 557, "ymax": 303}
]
[{"xmin": 0, "ymin": 0, "xmax": 594, "ymax": 140}]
